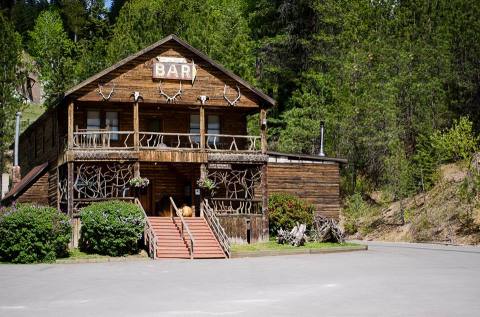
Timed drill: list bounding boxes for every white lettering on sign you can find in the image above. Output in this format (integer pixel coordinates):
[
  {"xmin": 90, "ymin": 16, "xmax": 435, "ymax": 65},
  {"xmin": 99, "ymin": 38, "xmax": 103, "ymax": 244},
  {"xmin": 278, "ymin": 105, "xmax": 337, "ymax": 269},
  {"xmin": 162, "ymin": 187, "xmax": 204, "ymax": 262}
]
[{"xmin": 152, "ymin": 60, "xmax": 197, "ymax": 84}]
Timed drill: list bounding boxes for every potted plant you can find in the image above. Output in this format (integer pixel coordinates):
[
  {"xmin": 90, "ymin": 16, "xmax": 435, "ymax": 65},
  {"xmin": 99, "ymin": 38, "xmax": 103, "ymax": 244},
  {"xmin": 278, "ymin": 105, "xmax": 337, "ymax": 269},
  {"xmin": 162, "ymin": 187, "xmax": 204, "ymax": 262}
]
[
  {"xmin": 129, "ymin": 177, "xmax": 150, "ymax": 196},
  {"xmin": 197, "ymin": 176, "xmax": 216, "ymax": 197}
]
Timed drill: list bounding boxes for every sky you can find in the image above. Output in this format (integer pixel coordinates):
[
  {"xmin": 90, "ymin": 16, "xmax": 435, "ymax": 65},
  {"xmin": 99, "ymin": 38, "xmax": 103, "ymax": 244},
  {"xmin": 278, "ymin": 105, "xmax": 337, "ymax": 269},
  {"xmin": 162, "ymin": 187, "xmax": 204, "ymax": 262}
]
[{"xmin": 105, "ymin": 0, "xmax": 112, "ymax": 8}]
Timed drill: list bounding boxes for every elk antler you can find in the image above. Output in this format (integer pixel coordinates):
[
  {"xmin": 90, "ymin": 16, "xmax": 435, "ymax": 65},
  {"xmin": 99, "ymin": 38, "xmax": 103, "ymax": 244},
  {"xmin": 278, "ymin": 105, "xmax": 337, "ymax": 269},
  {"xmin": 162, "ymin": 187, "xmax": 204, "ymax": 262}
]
[
  {"xmin": 223, "ymin": 85, "xmax": 241, "ymax": 106},
  {"xmin": 97, "ymin": 83, "xmax": 116, "ymax": 101},
  {"xmin": 159, "ymin": 81, "xmax": 183, "ymax": 103}
]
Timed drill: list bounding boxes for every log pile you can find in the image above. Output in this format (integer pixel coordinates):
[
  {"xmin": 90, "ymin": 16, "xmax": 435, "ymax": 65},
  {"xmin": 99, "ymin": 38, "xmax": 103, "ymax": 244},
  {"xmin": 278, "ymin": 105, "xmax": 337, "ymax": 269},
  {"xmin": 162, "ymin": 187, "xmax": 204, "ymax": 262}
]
[
  {"xmin": 277, "ymin": 223, "xmax": 307, "ymax": 246},
  {"xmin": 310, "ymin": 215, "xmax": 345, "ymax": 243}
]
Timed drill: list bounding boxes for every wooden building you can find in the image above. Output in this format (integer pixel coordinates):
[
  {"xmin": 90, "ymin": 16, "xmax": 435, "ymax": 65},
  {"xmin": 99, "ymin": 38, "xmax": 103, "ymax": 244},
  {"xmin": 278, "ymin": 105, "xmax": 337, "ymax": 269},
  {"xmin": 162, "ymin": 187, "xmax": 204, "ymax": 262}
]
[{"xmin": 1, "ymin": 35, "xmax": 344, "ymax": 259}]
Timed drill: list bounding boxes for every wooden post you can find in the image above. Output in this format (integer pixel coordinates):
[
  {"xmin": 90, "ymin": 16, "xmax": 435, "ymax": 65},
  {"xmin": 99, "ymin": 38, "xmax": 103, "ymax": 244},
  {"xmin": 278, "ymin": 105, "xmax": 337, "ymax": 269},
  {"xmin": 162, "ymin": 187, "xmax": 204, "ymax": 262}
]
[
  {"xmin": 134, "ymin": 162, "xmax": 140, "ymax": 178},
  {"xmin": 67, "ymin": 101, "xmax": 74, "ymax": 149},
  {"xmin": 260, "ymin": 107, "xmax": 269, "ymax": 240},
  {"xmin": 67, "ymin": 161, "xmax": 76, "ymax": 246},
  {"xmin": 133, "ymin": 101, "xmax": 139, "ymax": 150},
  {"xmin": 199, "ymin": 163, "xmax": 207, "ymax": 217},
  {"xmin": 260, "ymin": 108, "xmax": 267, "ymax": 154},
  {"xmin": 199, "ymin": 106, "xmax": 205, "ymax": 150}
]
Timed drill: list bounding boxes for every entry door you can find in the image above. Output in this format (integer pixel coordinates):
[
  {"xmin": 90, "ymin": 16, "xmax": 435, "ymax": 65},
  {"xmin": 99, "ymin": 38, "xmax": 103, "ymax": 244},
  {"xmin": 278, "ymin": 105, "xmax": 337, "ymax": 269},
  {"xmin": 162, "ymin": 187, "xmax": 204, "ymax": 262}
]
[{"xmin": 139, "ymin": 181, "xmax": 153, "ymax": 216}]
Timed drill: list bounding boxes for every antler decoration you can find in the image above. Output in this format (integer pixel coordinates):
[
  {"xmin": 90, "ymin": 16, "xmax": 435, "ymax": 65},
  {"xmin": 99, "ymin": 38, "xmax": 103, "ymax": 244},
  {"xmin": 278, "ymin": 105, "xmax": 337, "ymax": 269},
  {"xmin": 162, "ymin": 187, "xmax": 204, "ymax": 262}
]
[
  {"xmin": 159, "ymin": 81, "xmax": 183, "ymax": 103},
  {"xmin": 223, "ymin": 85, "xmax": 241, "ymax": 106},
  {"xmin": 97, "ymin": 83, "xmax": 116, "ymax": 101},
  {"xmin": 131, "ymin": 91, "xmax": 143, "ymax": 102}
]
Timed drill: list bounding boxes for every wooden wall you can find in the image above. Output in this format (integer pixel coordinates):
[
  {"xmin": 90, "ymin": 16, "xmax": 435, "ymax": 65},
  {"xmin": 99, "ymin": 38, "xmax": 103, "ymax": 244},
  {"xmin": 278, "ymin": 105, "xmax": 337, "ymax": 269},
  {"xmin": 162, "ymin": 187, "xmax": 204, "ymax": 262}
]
[
  {"xmin": 72, "ymin": 41, "xmax": 263, "ymax": 109},
  {"xmin": 218, "ymin": 214, "xmax": 265, "ymax": 244},
  {"xmin": 267, "ymin": 162, "xmax": 341, "ymax": 219},
  {"xmin": 16, "ymin": 173, "xmax": 49, "ymax": 205}
]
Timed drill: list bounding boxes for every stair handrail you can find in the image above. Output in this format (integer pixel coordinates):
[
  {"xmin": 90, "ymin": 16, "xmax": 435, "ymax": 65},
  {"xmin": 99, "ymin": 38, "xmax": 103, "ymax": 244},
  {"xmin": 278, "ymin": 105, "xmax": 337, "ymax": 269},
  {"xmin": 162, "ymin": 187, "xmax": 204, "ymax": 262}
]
[
  {"xmin": 169, "ymin": 197, "xmax": 195, "ymax": 259},
  {"xmin": 203, "ymin": 198, "xmax": 231, "ymax": 258},
  {"xmin": 134, "ymin": 198, "xmax": 157, "ymax": 259}
]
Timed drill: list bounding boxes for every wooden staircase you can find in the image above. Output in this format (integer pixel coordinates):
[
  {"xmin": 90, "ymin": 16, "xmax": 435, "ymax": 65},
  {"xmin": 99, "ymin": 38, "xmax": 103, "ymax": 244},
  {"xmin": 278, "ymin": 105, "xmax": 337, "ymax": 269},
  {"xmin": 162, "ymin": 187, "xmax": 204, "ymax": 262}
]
[{"xmin": 149, "ymin": 217, "xmax": 226, "ymax": 259}]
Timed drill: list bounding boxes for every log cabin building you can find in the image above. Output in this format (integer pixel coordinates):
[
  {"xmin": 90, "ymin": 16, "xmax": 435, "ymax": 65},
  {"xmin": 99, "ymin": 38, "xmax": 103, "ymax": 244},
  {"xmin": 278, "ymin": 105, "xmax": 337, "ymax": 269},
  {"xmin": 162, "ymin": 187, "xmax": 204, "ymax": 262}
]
[{"xmin": 1, "ymin": 35, "xmax": 345, "ymax": 259}]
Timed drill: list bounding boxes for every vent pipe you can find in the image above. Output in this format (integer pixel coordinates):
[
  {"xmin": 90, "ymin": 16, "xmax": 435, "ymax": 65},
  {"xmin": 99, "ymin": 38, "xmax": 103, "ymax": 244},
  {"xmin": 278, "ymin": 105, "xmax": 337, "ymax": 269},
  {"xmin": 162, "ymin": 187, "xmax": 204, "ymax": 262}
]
[
  {"xmin": 319, "ymin": 121, "xmax": 325, "ymax": 157},
  {"xmin": 14, "ymin": 112, "xmax": 21, "ymax": 166}
]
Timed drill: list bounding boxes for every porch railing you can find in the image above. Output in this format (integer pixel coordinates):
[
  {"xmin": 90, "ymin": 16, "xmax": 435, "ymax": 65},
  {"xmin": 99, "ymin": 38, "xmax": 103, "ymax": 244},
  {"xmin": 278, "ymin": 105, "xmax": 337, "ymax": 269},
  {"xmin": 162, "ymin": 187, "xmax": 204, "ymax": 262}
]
[
  {"xmin": 205, "ymin": 134, "xmax": 260, "ymax": 152},
  {"xmin": 73, "ymin": 130, "xmax": 134, "ymax": 149},
  {"xmin": 135, "ymin": 198, "xmax": 157, "ymax": 259},
  {"xmin": 139, "ymin": 132, "xmax": 200, "ymax": 149},
  {"xmin": 209, "ymin": 198, "xmax": 262, "ymax": 215},
  {"xmin": 169, "ymin": 197, "xmax": 195, "ymax": 259},
  {"xmin": 203, "ymin": 199, "xmax": 231, "ymax": 258}
]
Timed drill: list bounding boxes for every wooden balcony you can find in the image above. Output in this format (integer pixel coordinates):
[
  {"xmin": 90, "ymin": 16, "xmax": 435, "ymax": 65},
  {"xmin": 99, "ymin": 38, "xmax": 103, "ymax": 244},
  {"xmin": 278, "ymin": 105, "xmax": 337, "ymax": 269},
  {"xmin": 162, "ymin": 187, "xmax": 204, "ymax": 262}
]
[{"xmin": 68, "ymin": 130, "xmax": 265, "ymax": 163}]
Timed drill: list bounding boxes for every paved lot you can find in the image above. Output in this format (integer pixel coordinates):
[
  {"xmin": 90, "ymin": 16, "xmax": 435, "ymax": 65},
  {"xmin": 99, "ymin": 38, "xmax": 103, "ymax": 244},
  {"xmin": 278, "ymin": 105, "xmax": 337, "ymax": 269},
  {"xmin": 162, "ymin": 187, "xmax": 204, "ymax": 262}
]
[{"xmin": 1, "ymin": 241, "xmax": 479, "ymax": 317}]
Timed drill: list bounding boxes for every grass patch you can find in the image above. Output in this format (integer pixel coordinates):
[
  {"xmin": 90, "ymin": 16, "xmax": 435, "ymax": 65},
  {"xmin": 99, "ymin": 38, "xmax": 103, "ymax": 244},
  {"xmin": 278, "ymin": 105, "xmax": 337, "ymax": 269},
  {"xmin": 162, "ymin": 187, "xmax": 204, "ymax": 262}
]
[{"xmin": 232, "ymin": 240, "xmax": 360, "ymax": 252}]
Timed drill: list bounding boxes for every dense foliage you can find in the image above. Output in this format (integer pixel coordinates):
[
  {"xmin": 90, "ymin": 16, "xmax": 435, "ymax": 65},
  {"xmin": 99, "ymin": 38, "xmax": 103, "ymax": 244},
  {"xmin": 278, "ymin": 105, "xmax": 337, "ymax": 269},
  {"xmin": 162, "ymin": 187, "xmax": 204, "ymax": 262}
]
[
  {"xmin": 268, "ymin": 193, "xmax": 315, "ymax": 235},
  {"xmin": 1, "ymin": 0, "xmax": 480, "ymax": 197},
  {"xmin": 79, "ymin": 200, "xmax": 145, "ymax": 256},
  {"xmin": 0, "ymin": 204, "xmax": 71, "ymax": 263}
]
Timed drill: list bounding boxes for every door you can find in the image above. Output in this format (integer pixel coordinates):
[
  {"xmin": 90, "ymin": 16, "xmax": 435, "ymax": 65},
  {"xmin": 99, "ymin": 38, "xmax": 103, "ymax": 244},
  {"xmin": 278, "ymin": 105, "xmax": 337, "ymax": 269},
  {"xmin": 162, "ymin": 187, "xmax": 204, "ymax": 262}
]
[{"xmin": 139, "ymin": 180, "xmax": 153, "ymax": 215}]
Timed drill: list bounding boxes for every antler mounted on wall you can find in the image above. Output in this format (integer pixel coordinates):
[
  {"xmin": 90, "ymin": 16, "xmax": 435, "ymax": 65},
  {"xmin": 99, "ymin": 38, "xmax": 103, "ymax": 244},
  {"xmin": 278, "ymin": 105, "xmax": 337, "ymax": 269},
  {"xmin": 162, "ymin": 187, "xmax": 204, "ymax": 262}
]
[
  {"xmin": 159, "ymin": 81, "xmax": 183, "ymax": 103},
  {"xmin": 97, "ymin": 83, "xmax": 116, "ymax": 101},
  {"xmin": 223, "ymin": 85, "xmax": 241, "ymax": 106}
]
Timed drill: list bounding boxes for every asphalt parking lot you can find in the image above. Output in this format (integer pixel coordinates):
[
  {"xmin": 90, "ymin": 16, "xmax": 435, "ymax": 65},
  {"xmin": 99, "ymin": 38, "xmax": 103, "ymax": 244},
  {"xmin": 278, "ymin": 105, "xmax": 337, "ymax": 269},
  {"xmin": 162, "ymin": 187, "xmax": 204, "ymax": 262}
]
[{"xmin": 1, "ymin": 241, "xmax": 479, "ymax": 316}]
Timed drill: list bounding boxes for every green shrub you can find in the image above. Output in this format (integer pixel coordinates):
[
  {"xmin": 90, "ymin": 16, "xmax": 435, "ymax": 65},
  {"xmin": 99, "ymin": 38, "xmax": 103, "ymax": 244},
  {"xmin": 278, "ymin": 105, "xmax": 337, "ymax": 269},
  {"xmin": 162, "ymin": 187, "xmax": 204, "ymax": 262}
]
[
  {"xmin": 342, "ymin": 193, "xmax": 370, "ymax": 235},
  {"xmin": 268, "ymin": 193, "xmax": 315, "ymax": 235},
  {"xmin": 431, "ymin": 117, "xmax": 479, "ymax": 163},
  {"xmin": 0, "ymin": 204, "xmax": 71, "ymax": 263},
  {"xmin": 80, "ymin": 200, "xmax": 145, "ymax": 256}
]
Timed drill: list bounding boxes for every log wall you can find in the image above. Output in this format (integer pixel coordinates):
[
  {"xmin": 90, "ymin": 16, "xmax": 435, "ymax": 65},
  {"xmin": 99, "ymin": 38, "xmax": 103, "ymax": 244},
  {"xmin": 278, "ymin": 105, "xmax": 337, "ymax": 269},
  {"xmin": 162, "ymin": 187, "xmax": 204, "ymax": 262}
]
[
  {"xmin": 267, "ymin": 162, "xmax": 341, "ymax": 219},
  {"xmin": 217, "ymin": 214, "xmax": 265, "ymax": 244},
  {"xmin": 16, "ymin": 173, "xmax": 49, "ymax": 205}
]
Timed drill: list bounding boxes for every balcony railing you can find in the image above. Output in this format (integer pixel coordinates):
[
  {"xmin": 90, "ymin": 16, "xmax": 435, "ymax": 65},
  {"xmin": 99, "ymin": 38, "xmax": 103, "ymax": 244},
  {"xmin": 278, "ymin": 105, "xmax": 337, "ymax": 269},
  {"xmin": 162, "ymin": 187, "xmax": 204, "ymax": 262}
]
[
  {"xmin": 72, "ymin": 130, "xmax": 134, "ymax": 149},
  {"xmin": 139, "ymin": 132, "xmax": 200, "ymax": 149},
  {"xmin": 71, "ymin": 130, "xmax": 261, "ymax": 153}
]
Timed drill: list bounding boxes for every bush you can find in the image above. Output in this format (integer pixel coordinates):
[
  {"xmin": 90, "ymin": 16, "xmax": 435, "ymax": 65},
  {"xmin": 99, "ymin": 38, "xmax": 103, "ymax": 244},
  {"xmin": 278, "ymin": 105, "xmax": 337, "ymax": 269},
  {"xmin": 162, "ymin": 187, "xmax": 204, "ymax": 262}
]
[
  {"xmin": 0, "ymin": 204, "xmax": 71, "ymax": 263},
  {"xmin": 80, "ymin": 200, "xmax": 145, "ymax": 256},
  {"xmin": 268, "ymin": 193, "xmax": 315, "ymax": 235},
  {"xmin": 342, "ymin": 193, "xmax": 370, "ymax": 235},
  {"xmin": 431, "ymin": 117, "xmax": 479, "ymax": 163}
]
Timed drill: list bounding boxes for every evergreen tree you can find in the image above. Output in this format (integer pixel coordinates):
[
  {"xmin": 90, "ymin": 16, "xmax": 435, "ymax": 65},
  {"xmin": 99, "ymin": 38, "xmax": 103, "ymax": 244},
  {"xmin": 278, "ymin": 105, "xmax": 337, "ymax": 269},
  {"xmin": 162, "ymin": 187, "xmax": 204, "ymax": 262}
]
[{"xmin": 29, "ymin": 9, "xmax": 74, "ymax": 107}]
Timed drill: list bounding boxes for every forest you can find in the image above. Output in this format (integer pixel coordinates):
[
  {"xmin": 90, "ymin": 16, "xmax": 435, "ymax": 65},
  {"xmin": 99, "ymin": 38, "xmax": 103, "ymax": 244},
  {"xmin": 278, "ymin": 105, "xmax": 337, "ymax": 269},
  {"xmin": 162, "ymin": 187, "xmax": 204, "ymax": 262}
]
[{"xmin": 1, "ymin": 0, "xmax": 479, "ymax": 208}]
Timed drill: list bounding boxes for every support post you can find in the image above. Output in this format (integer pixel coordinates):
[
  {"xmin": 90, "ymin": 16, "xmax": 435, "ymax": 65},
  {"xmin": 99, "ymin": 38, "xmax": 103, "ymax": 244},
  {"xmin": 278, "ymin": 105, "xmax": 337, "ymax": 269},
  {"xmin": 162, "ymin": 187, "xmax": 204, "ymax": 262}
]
[
  {"xmin": 199, "ymin": 106, "xmax": 205, "ymax": 150},
  {"xmin": 134, "ymin": 162, "xmax": 140, "ymax": 178},
  {"xmin": 67, "ymin": 161, "xmax": 76, "ymax": 247},
  {"xmin": 133, "ymin": 101, "xmax": 139, "ymax": 150},
  {"xmin": 260, "ymin": 107, "xmax": 269, "ymax": 240},
  {"xmin": 68, "ymin": 101, "xmax": 74, "ymax": 149},
  {"xmin": 260, "ymin": 108, "xmax": 267, "ymax": 154},
  {"xmin": 199, "ymin": 163, "xmax": 207, "ymax": 217}
]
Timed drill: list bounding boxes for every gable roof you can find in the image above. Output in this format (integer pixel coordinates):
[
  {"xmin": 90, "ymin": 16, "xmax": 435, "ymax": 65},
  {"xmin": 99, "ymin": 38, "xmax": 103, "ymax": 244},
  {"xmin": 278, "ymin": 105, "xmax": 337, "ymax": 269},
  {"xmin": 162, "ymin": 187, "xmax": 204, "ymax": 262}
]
[
  {"xmin": 65, "ymin": 34, "xmax": 275, "ymax": 107},
  {"xmin": 1, "ymin": 162, "xmax": 49, "ymax": 204}
]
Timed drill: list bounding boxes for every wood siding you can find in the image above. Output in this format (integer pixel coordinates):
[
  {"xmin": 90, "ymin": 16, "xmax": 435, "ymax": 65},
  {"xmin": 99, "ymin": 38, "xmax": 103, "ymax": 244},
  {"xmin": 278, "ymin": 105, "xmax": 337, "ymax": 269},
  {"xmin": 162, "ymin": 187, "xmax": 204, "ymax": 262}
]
[
  {"xmin": 16, "ymin": 173, "xmax": 49, "ymax": 205},
  {"xmin": 218, "ymin": 214, "xmax": 264, "ymax": 244},
  {"xmin": 267, "ymin": 162, "xmax": 341, "ymax": 219},
  {"xmin": 73, "ymin": 42, "xmax": 262, "ymax": 108}
]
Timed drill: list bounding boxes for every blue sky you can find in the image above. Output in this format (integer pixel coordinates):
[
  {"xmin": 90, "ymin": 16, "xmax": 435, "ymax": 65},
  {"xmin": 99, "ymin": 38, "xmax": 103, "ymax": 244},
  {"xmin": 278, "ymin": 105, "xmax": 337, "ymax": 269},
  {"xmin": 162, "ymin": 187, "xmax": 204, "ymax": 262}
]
[{"xmin": 105, "ymin": 0, "xmax": 112, "ymax": 8}]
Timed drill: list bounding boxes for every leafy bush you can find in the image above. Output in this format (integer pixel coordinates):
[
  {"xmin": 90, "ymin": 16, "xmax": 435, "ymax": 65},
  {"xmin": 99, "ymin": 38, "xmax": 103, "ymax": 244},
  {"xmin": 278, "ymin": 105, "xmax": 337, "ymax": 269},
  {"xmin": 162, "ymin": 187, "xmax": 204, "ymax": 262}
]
[
  {"xmin": 342, "ymin": 193, "xmax": 370, "ymax": 235},
  {"xmin": 0, "ymin": 204, "xmax": 71, "ymax": 263},
  {"xmin": 80, "ymin": 200, "xmax": 145, "ymax": 256},
  {"xmin": 268, "ymin": 193, "xmax": 315, "ymax": 235},
  {"xmin": 431, "ymin": 117, "xmax": 479, "ymax": 163}
]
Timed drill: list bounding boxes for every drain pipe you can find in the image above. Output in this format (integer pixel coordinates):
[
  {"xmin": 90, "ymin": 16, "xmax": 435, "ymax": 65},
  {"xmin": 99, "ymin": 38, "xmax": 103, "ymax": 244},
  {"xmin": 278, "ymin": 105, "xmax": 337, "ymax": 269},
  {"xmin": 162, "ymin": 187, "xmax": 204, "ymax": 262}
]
[
  {"xmin": 12, "ymin": 112, "xmax": 22, "ymax": 186},
  {"xmin": 319, "ymin": 121, "xmax": 325, "ymax": 157}
]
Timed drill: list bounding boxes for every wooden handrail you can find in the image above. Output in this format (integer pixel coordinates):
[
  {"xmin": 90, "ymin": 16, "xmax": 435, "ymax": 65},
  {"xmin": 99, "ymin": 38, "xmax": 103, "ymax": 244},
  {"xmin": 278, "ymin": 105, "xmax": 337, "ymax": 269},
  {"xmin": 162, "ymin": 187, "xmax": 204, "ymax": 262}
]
[
  {"xmin": 134, "ymin": 198, "xmax": 157, "ymax": 259},
  {"xmin": 203, "ymin": 199, "xmax": 231, "ymax": 258},
  {"xmin": 169, "ymin": 197, "xmax": 195, "ymax": 259}
]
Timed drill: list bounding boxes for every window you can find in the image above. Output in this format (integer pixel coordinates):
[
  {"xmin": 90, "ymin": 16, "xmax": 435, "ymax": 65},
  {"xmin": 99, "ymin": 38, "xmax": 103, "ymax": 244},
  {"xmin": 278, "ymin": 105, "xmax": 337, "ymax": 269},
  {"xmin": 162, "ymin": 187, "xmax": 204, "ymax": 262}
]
[
  {"xmin": 207, "ymin": 115, "xmax": 220, "ymax": 146},
  {"xmin": 148, "ymin": 119, "xmax": 163, "ymax": 132},
  {"xmin": 190, "ymin": 114, "xmax": 200, "ymax": 144},
  {"xmin": 106, "ymin": 111, "xmax": 119, "ymax": 141},
  {"xmin": 87, "ymin": 111, "xmax": 101, "ymax": 130}
]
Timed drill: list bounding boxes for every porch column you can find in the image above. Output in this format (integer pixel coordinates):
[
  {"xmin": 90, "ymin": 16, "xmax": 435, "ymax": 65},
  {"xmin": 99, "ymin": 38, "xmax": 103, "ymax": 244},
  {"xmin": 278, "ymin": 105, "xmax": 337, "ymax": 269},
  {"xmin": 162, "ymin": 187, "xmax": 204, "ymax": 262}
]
[
  {"xmin": 199, "ymin": 163, "xmax": 207, "ymax": 217},
  {"xmin": 67, "ymin": 161, "xmax": 76, "ymax": 246},
  {"xmin": 199, "ymin": 106, "xmax": 205, "ymax": 150},
  {"xmin": 133, "ymin": 100, "xmax": 139, "ymax": 150},
  {"xmin": 260, "ymin": 108, "xmax": 269, "ymax": 240},
  {"xmin": 67, "ymin": 101, "xmax": 74, "ymax": 149}
]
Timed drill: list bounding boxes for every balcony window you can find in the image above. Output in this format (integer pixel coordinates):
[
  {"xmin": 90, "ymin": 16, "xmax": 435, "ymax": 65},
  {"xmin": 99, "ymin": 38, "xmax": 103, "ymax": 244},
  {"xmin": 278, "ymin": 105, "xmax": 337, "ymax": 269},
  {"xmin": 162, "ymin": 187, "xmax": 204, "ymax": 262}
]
[
  {"xmin": 207, "ymin": 115, "xmax": 220, "ymax": 146},
  {"xmin": 87, "ymin": 111, "xmax": 101, "ymax": 130},
  {"xmin": 190, "ymin": 114, "xmax": 200, "ymax": 144},
  {"xmin": 106, "ymin": 111, "xmax": 119, "ymax": 141}
]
